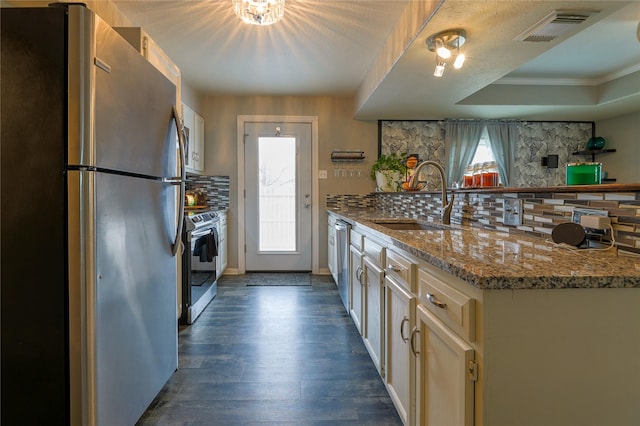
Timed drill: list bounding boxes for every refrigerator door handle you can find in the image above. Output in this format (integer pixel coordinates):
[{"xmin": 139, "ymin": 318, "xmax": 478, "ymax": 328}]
[{"xmin": 170, "ymin": 105, "xmax": 186, "ymax": 256}]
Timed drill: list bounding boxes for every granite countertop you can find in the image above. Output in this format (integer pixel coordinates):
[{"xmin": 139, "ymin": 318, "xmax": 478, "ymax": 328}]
[{"xmin": 330, "ymin": 209, "xmax": 640, "ymax": 290}]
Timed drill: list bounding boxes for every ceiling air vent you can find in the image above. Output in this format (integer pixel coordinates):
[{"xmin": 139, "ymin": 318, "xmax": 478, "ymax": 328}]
[{"xmin": 514, "ymin": 10, "xmax": 594, "ymax": 42}]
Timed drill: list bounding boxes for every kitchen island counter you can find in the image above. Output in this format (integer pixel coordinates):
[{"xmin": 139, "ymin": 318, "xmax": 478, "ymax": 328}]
[{"xmin": 329, "ymin": 209, "xmax": 640, "ymax": 290}]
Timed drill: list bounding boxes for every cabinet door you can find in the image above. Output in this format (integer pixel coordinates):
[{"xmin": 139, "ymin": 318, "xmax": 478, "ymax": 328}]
[
  {"xmin": 144, "ymin": 35, "xmax": 181, "ymax": 106},
  {"xmin": 216, "ymin": 212, "xmax": 227, "ymax": 278},
  {"xmin": 182, "ymin": 104, "xmax": 204, "ymax": 174},
  {"xmin": 363, "ymin": 256, "xmax": 385, "ymax": 378},
  {"xmin": 385, "ymin": 275, "xmax": 416, "ymax": 426},
  {"xmin": 114, "ymin": 28, "xmax": 181, "ymax": 106},
  {"xmin": 415, "ymin": 304, "xmax": 474, "ymax": 426},
  {"xmin": 220, "ymin": 220, "xmax": 227, "ymax": 273},
  {"xmin": 349, "ymin": 245, "xmax": 364, "ymax": 335},
  {"xmin": 193, "ymin": 112, "xmax": 205, "ymax": 172},
  {"xmin": 181, "ymin": 103, "xmax": 195, "ymax": 172},
  {"xmin": 328, "ymin": 218, "xmax": 337, "ymax": 282}
]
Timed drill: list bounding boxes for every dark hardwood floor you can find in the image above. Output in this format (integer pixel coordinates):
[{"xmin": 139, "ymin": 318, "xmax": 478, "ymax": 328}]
[{"xmin": 137, "ymin": 273, "xmax": 402, "ymax": 425}]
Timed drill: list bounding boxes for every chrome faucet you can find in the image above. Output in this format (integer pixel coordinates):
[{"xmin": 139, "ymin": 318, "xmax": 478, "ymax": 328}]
[{"xmin": 408, "ymin": 161, "xmax": 454, "ymax": 225}]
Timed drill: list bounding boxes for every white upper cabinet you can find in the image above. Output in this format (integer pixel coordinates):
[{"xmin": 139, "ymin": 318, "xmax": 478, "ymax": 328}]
[
  {"xmin": 114, "ymin": 27, "xmax": 181, "ymax": 106},
  {"xmin": 181, "ymin": 103, "xmax": 205, "ymax": 174}
]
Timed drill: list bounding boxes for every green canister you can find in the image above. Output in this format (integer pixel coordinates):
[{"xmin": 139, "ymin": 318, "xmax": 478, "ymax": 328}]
[{"xmin": 566, "ymin": 162, "xmax": 602, "ymax": 185}]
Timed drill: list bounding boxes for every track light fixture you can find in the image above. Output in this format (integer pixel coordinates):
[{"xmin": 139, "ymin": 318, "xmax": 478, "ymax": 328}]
[{"xmin": 426, "ymin": 29, "xmax": 466, "ymax": 77}]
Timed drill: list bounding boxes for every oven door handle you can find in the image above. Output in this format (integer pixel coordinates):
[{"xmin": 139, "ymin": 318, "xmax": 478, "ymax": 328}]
[{"xmin": 191, "ymin": 229, "xmax": 213, "ymax": 239}]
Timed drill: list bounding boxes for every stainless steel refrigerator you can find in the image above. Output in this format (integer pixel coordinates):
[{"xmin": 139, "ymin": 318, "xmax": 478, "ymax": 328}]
[{"xmin": 1, "ymin": 4, "xmax": 185, "ymax": 425}]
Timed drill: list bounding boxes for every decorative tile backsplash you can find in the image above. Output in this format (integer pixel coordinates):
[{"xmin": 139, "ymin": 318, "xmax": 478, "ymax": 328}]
[
  {"xmin": 328, "ymin": 190, "xmax": 640, "ymax": 255},
  {"xmin": 186, "ymin": 174, "xmax": 230, "ymax": 210},
  {"xmin": 326, "ymin": 193, "xmax": 376, "ymax": 210},
  {"xmin": 379, "ymin": 120, "xmax": 593, "ymax": 187}
]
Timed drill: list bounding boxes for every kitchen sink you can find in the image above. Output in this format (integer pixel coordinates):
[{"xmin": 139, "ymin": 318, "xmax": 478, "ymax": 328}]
[{"xmin": 371, "ymin": 220, "xmax": 448, "ymax": 231}]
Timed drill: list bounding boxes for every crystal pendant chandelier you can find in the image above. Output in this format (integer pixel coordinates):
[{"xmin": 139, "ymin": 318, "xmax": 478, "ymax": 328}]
[{"xmin": 232, "ymin": 0, "xmax": 285, "ymax": 25}]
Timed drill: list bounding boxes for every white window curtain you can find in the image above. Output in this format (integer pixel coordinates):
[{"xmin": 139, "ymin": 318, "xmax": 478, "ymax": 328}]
[
  {"xmin": 445, "ymin": 121, "xmax": 485, "ymax": 186},
  {"xmin": 485, "ymin": 122, "xmax": 517, "ymax": 187}
]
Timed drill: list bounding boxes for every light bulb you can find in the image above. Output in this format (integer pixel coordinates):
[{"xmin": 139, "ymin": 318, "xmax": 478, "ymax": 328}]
[
  {"xmin": 434, "ymin": 63, "xmax": 446, "ymax": 77},
  {"xmin": 453, "ymin": 53, "xmax": 465, "ymax": 69},
  {"xmin": 436, "ymin": 45, "xmax": 451, "ymax": 59}
]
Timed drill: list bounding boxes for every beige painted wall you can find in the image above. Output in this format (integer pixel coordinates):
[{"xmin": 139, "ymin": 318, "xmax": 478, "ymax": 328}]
[
  {"xmin": 181, "ymin": 85, "xmax": 204, "ymax": 115},
  {"xmin": 202, "ymin": 95, "xmax": 378, "ymax": 271},
  {"xmin": 596, "ymin": 110, "xmax": 640, "ymax": 184}
]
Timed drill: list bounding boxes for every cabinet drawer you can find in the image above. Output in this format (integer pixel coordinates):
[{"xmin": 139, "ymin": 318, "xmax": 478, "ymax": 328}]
[
  {"xmin": 385, "ymin": 249, "xmax": 416, "ymax": 293},
  {"xmin": 364, "ymin": 237, "xmax": 385, "ymax": 267},
  {"xmin": 350, "ymin": 229, "xmax": 364, "ymax": 251},
  {"xmin": 418, "ymin": 268, "xmax": 475, "ymax": 342}
]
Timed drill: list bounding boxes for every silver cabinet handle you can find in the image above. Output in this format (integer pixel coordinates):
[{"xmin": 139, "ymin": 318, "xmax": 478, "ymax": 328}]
[
  {"xmin": 400, "ymin": 317, "xmax": 409, "ymax": 343},
  {"xmin": 388, "ymin": 263, "xmax": 403, "ymax": 273},
  {"xmin": 426, "ymin": 292, "xmax": 447, "ymax": 309},
  {"xmin": 356, "ymin": 266, "xmax": 364, "ymax": 284},
  {"xmin": 410, "ymin": 326, "xmax": 420, "ymax": 357}
]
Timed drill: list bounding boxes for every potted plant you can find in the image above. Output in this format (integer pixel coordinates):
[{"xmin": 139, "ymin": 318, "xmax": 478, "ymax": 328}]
[{"xmin": 370, "ymin": 152, "xmax": 407, "ymax": 191}]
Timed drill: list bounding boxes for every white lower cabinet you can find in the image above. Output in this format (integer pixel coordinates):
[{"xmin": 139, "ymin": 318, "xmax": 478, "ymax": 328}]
[
  {"xmin": 414, "ymin": 304, "xmax": 475, "ymax": 426},
  {"xmin": 363, "ymin": 256, "xmax": 384, "ymax": 377},
  {"xmin": 328, "ymin": 218, "xmax": 640, "ymax": 426},
  {"xmin": 216, "ymin": 211, "xmax": 227, "ymax": 279},
  {"xmin": 328, "ymin": 215, "xmax": 337, "ymax": 282},
  {"xmin": 414, "ymin": 266, "xmax": 477, "ymax": 426},
  {"xmin": 385, "ymin": 275, "xmax": 416, "ymax": 426},
  {"xmin": 349, "ymin": 245, "xmax": 364, "ymax": 334}
]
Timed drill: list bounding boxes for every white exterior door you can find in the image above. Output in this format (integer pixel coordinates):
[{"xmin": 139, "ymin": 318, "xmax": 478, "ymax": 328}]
[{"xmin": 244, "ymin": 122, "xmax": 312, "ymax": 271}]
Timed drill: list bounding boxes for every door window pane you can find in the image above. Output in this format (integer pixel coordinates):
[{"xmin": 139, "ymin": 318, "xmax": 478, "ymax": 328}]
[{"xmin": 258, "ymin": 136, "xmax": 296, "ymax": 251}]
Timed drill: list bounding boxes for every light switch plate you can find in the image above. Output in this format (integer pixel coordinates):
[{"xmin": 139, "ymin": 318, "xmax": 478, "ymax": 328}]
[
  {"xmin": 503, "ymin": 198, "xmax": 523, "ymax": 226},
  {"xmin": 319, "ymin": 170, "xmax": 328, "ymax": 179}
]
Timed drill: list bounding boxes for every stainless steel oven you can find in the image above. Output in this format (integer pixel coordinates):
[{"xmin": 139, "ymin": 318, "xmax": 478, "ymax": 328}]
[{"xmin": 180, "ymin": 210, "xmax": 219, "ymax": 324}]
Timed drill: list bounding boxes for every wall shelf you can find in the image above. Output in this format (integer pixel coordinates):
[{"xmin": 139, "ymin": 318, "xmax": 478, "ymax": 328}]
[
  {"xmin": 571, "ymin": 148, "xmax": 616, "ymax": 162},
  {"xmin": 571, "ymin": 148, "xmax": 617, "ymax": 183},
  {"xmin": 331, "ymin": 150, "xmax": 365, "ymax": 162}
]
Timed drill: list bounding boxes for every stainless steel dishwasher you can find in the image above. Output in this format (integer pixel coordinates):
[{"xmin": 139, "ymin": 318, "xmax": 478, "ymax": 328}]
[{"xmin": 335, "ymin": 220, "xmax": 351, "ymax": 312}]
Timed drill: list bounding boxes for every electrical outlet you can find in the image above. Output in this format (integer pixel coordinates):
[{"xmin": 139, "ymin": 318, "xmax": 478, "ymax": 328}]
[{"xmin": 503, "ymin": 198, "xmax": 523, "ymax": 226}]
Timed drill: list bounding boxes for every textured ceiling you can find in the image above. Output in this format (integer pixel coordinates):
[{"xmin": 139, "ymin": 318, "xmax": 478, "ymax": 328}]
[
  {"xmin": 112, "ymin": 0, "xmax": 410, "ymax": 96},
  {"xmin": 112, "ymin": 0, "xmax": 640, "ymax": 121}
]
